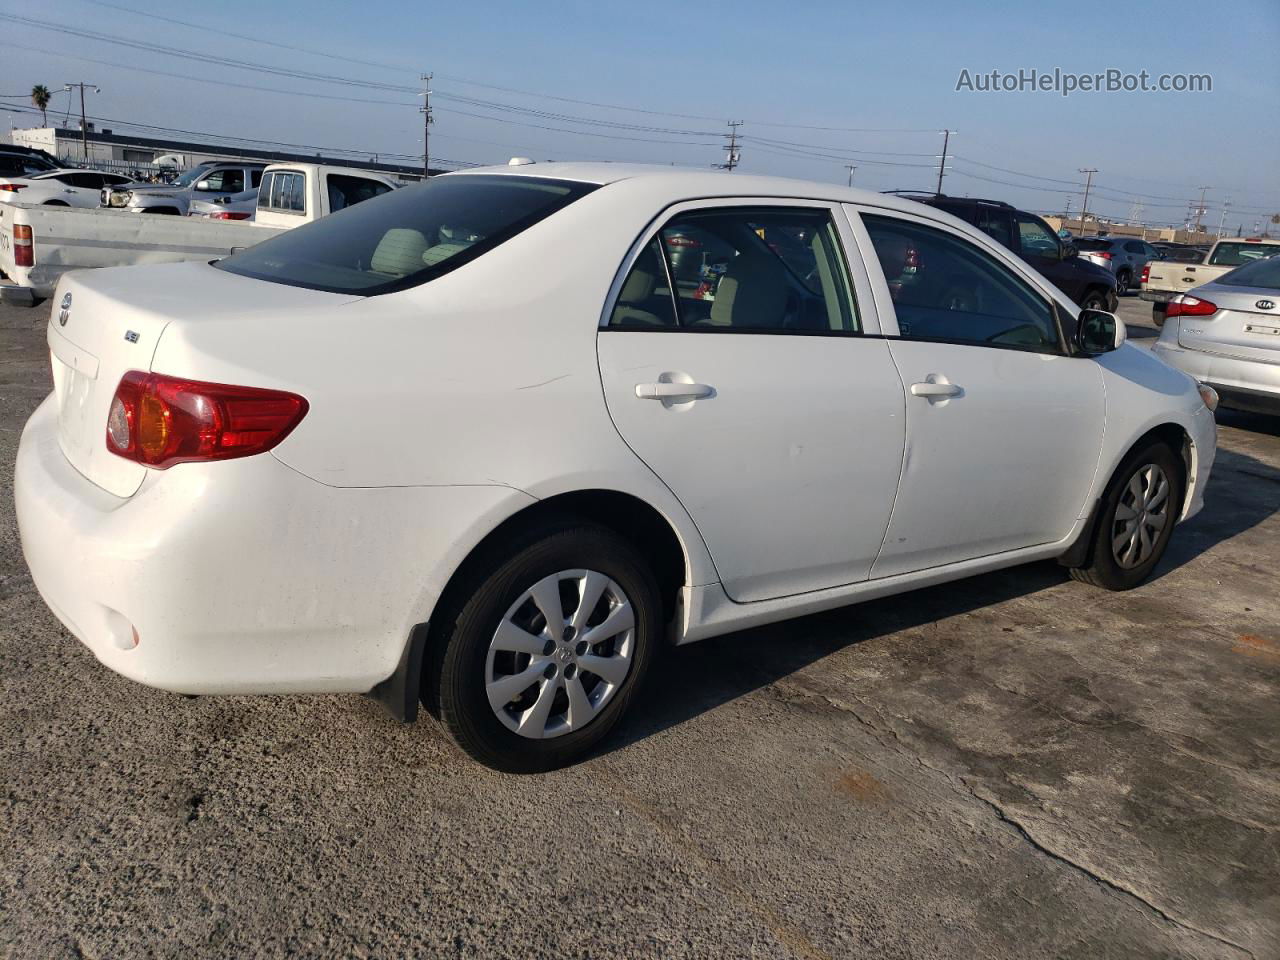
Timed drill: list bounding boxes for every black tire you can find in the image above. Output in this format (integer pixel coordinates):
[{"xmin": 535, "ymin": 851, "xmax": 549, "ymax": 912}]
[
  {"xmin": 1069, "ymin": 440, "xmax": 1184, "ymax": 591},
  {"xmin": 432, "ymin": 521, "xmax": 660, "ymax": 773},
  {"xmin": 1152, "ymin": 303, "xmax": 1167, "ymax": 328},
  {"xmin": 1080, "ymin": 288, "xmax": 1109, "ymax": 311},
  {"xmin": 1115, "ymin": 270, "xmax": 1131, "ymax": 296},
  {"xmin": 42, "ymin": 200, "xmax": 69, "ymax": 206}
]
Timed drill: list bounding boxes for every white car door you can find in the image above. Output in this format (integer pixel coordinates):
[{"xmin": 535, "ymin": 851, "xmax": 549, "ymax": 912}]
[
  {"xmin": 597, "ymin": 200, "xmax": 907, "ymax": 603},
  {"xmin": 846, "ymin": 205, "xmax": 1106, "ymax": 579}
]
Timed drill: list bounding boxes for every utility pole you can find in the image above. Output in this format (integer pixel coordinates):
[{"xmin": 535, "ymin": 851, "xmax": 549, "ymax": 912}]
[
  {"xmin": 718, "ymin": 121, "xmax": 742, "ymax": 172},
  {"xmin": 1078, "ymin": 168, "xmax": 1097, "ymax": 236},
  {"xmin": 1193, "ymin": 185, "xmax": 1211, "ymax": 234},
  {"xmin": 845, "ymin": 164, "xmax": 857, "ymax": 187},
  {"xmin": 63, "ymin": 82, "xmax": 99, "ymax": 163},
  {"xmin": 417, "ymin": 74, "xmax": 433, "ymax": 177},
  {"xmin": 1217, "ymin": 198, "xmax": 1231, "ymax": 238},
  {"xmin": 935, "ymin": 129, "xmax": 953, "ymax": 195}
]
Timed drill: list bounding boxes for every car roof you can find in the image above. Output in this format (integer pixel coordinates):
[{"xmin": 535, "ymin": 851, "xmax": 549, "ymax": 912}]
[{"xmin": 445, "ymin": 162, "xmax": 961, "ymax": 217}]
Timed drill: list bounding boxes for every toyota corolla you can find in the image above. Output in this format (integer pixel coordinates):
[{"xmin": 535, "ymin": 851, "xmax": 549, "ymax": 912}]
[{"xmin": 15, "ymin": 165, "xmax": 1217, "ymax": 771}]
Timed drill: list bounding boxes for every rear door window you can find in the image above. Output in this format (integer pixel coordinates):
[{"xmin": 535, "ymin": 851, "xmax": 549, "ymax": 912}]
[
  {"xmin": 609, "ymin": 207, "xmax": 858, "ymax": 333},
  {"xmin": 217, "ymin": 174, "xmax": 596, "ymax": 295}
]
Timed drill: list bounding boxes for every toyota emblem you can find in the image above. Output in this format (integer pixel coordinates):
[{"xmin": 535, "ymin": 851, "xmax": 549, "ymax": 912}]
[{"xmin": 1257, "ymin": 299, "xmax": 1276, "ymax": 311}]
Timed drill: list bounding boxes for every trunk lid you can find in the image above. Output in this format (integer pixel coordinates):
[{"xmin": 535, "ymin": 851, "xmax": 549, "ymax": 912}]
[
  {"xmin": 47, "ymin": 260, "xmax": 359, "ymax": 497},
  {"xmin": 1177, "ymin": 284, "xmax": 1280, "ymax": 364}
]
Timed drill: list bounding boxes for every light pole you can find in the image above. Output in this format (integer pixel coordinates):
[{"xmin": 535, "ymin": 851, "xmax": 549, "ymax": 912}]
[{"xmin": 846, "ymin": 164, "xmax": 857, "ymax": 187}]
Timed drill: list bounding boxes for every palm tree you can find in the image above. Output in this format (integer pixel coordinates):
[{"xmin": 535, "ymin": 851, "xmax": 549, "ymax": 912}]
[{"xmin": 30, "ymin": 84, "xmax": 51, "ymax": 127}]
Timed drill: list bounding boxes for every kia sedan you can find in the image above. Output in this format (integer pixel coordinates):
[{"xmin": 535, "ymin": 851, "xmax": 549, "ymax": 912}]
[
  {"xmin": 15, "ymin": 165, "xmax": 1218, "ymax": 772},
  {"xmin": 1153, "ymin": 256, "xmax": 1280, "ymax": 414}
]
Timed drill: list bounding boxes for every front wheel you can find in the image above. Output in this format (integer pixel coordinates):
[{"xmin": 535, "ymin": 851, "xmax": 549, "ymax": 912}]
[
  {"xmin": 1079, "ymin": 289, "xmax": 1109, "ymax": 312},
  {"xmin": 433, "ymin": 522, "xmax": 660, "ymax": 773},
  {"xmin": 1116, "ymin": 270, "xmax": 1131, "ymax": 296},
  {"xmin": 1069, "ymin": 441, "xmax": 1184, "ymax": 590}
]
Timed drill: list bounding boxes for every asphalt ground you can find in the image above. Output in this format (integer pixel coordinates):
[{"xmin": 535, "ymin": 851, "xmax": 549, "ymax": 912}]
[{"xmin": 2, "ymin": 294, "xmax": 1277, "ymax": 959}]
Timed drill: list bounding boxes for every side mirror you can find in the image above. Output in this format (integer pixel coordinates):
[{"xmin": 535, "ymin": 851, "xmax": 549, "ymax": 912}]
[
  {"xmin": 1061, "ymin": 242, "xmax": 1078, "ymax": 260},
  {"xmin": 195, "ymin": 179, "xmax": 213, "ymax": 191},
  {"xmin": 1076, "ymin": 308, "xmax": 1126, "ymax": 354}
]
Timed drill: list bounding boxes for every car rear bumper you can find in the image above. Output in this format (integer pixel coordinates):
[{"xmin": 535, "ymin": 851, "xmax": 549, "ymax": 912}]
[
  {"xmin": 1151, "ymin": 340, "xmax": 1280, "ymax": 413},
  {"xmin": 15, "ymin": 394, "xmax": 532, "ymax": 695},
  {"xmin": 1141, "ymin": 290, "xmax": 1174, "ymax": 304}
]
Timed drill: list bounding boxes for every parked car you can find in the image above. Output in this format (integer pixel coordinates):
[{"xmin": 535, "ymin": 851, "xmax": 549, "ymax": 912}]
[
  {"xmin": 2, "ymin": 163, "xmax": 393, "ymax": 301},
  {"xmin": 1152, "ymin": 256, "xmax": 1280, "ymax": 414},
  {"xmin": 1073, "ymin": 236, "xmax": 1161, "ymax": 295},
  {"xmin": 188, "ymin": 188, "xmax": 257, "ymax": 220},
  {"xmin": 15, "ymin": 166, "xmax": 1216, "ymax": 772},
  {"xmin": 101, "ymin": 161, "xmax": 267, "ymax": 215},
  {"xmin": 0, "ymin": 169, "xmax": 134, "ymax": 209},
  {"xmin": 0, "ymin": 145, "xmax": 61, "ymax": 179},
  {"xmin": 1142, "ymin": 237, "xmax": 1280, "ymax": 325},
  {"xmin": 906, "ymin": 195, "xmax": 1119, "ymax": 311}
]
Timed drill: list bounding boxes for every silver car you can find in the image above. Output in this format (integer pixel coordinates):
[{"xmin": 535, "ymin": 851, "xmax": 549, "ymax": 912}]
[
  {"xmin": 1075, "ymin": 236, "xmax": 1161, "ymax": 296},
  {"xmin": 1153, "ymin": 255, "xmax": 1280, "ymax": 414}
]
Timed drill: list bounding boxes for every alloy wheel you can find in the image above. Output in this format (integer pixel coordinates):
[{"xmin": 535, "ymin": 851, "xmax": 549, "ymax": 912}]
[
  {"xmin": 485, "ymin": 569, "xmax": 636, "ymax": 739},
  {"xmin": 1111, "ymin": 463, "xmax": 1171, "ymax": 569}
]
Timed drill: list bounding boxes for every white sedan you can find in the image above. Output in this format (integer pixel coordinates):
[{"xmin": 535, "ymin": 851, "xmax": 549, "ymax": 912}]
[
  {"xmin": 0, "ymin": 168, "xmax": 133, "ymax": 208},
  {"xmin": 14, "ymin": 165, "xmax": 1218, "ymax": 772}
]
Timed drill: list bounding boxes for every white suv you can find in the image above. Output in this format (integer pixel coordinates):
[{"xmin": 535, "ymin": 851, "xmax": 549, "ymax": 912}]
[{"xmin": 15, "ymin": 165, "xmax": 1218, "ymax": 771}]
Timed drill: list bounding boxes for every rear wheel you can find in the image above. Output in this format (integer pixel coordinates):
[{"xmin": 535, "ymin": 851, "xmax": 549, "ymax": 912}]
[
  {"xmin": 433, "ymin": 522, "xmax": 660, "ymax": 773},
  {"xmin": 1069, "ymin": 441, "xmax": 1183, "ymax": 590},
  {"xmin": 1152, "ymin": 302, "xmax": 1168, "ymax": 328},
  {"xmin": 1116, "ymin": 270, "xmax": 1131, "ymax": 295}
]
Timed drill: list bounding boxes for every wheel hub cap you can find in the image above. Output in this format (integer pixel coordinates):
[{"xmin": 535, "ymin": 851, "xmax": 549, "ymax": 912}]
[
  {"xmin": 484, "ymin": 569, "xmax": 637, "ymax": 740},
  {"xmin": 1111, "ymin": 463, "xmax": 1171, "ymax": 569}
]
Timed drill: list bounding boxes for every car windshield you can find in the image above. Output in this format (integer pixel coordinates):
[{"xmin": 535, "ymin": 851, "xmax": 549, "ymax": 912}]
[
  {"xmin": 1216, "ymin": 255, "xmax": 1280, "ymax": 289},
  {"xmin": 1208, "ymin": 242, "xmax": 1278, "ymax": 267},
  {"xmin": 1074, "ymin": 238, "xmax": 1113, "ymax": 251},
  {"xmin": 171, "ymin": 164, "xmax": 215, "ymax": 188},
  {"xmin": 216, "ymin": 174, "xmax": 598, "ymax": 295}
]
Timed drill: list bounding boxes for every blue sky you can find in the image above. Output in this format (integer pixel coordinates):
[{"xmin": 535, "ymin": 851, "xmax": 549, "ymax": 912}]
[{"xmin": 2, "ymin": 0, "xmax": 1277, "ymax": 231}]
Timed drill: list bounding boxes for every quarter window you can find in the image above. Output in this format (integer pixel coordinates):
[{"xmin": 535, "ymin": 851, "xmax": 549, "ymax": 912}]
[
  {"xmin": 863, "ymin": 214, "xmax": 1062, "ymax": 352},
  {"xmin": 609, "ymin": 207, "xmax": 858, "ymax": 333}
]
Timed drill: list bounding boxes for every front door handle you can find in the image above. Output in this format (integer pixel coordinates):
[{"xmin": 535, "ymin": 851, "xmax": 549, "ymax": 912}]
[
  {"xmin": 910, "ymin": 381, "xmax": 962, "ymax": 398},
  {"xmin": 635, "ymin": 382, "xmax": 714, "ymax": 400}
]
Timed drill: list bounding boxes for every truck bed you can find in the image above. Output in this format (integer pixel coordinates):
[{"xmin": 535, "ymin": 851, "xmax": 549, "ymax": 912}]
[{"xmin": 0, "ymin": 202, "xmax": 283, "ymax": 300}]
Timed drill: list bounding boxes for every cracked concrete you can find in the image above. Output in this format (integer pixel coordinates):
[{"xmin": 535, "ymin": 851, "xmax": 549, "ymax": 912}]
[{"xmin": 2, "ymin": 299, "xmax": 1278, "ymax": 958}]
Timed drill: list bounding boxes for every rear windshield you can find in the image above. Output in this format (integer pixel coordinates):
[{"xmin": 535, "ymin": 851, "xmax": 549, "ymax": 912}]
[
  {"xmin": 1216, "ymin": 255, "xmax": 1280, "ymax": 289},
  {"xmin": 1208, "ymin": 242, "xmax": 1279, "ymax": 267},
  {"xmin": 1074, "ymin": 237, "xmax": 1112, "ymax": 251},
  {"xmin": 216, "ymin": 174, "xmax": 597, "ymax": 295}
]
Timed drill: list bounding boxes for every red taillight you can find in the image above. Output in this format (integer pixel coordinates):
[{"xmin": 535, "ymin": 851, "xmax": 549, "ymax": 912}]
[
  {"xmin": 1166, "ymin": 295, "xmax": 1218, "ymax": 318},
  {"xmin": 1140, "ymin": 264, "xmax": 1150, "ymax": 284},
  {"xmin": 106, "ymin": 371, "xmax": 308, "ymax": 469},
  {"xmin": 13, "ymin": 224, "xmax": 33, "ymax": 268},
  {"xmin": 1094, "ymin": 251, "xmax": 1112, "ymax": 260},
  {"xmin": 0, "ymin": 183, "xmax": 27, "ymax": 193},
  {"xmin": 210, "ymin": 211, "xmax": 251, "ymax": 220}
]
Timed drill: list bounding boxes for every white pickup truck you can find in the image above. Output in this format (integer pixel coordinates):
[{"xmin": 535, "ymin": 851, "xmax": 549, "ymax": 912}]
[
  {"xmin": 1142, "ymin": 236, "xmax": 1280, "ymax": 325},
  {"xmin": 1, "ymin": 163, "xmax": 400, "ymax": 304}
]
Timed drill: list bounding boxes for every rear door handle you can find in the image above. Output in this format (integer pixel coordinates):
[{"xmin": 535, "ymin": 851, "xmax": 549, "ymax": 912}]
[
  {"xmin": 635, "ymin": 382, "xmax": 714, "ymax": 400},
  {"xmin": 910, "ymin": 381, "xmax": 962, "ymax": 398}
]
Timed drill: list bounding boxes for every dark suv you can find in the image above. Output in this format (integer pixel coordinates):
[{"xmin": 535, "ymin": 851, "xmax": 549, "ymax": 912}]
[{"xmin": 902, "ymin": 194, "xmax": 1118, "ymax": 312}]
